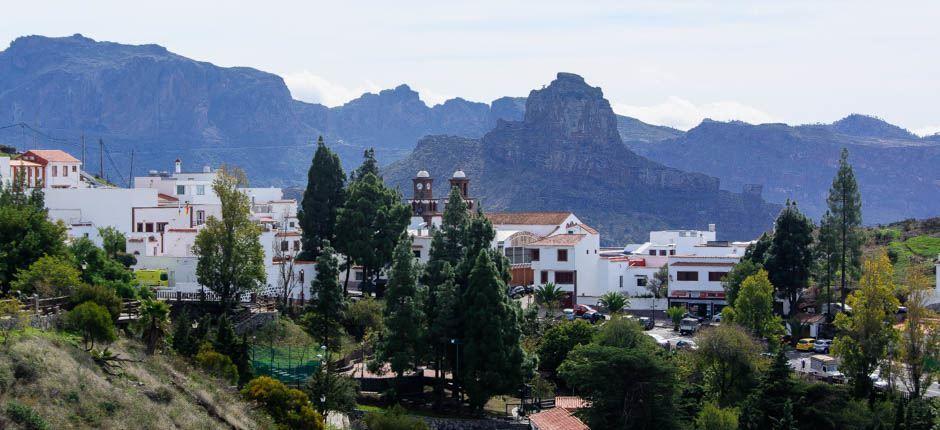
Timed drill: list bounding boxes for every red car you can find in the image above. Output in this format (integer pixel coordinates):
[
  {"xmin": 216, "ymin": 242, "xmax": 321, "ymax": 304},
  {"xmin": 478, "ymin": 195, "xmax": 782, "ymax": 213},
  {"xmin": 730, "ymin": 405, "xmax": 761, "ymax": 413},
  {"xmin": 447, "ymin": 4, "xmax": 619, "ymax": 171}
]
[{"xmin": 574, "ymin": 304, "xmax": 604, "ymax": 324}]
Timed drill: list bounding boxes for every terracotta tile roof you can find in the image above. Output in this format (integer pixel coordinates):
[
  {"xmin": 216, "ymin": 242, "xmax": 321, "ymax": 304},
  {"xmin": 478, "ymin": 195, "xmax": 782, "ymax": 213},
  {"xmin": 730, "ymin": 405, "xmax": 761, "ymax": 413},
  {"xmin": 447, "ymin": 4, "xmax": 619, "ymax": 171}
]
[
  {"xmin": 575, "ymin": 223, "xmax": 598, "ymax": 235},
  {"xmin": 9, "ymin": 159, "xmax": 41, "ymax": 167},
  {"xmin": 670, "ymin": 262, "xmax": 735, "ymax": 267},
  {"xmin": 530, "ymin": 234, "xmax": 585, "ymax": 246},
  {"xmin": 157, "ymin": 193, "xmax": 179, "ymax": 202},
  {"xmin": 486, "ymin": 212, "xmax": 572, "ymax": 226},
  {"xmin": 555, "ymin": 396, "xmax": 588, "ymax": 410},
  {"xmin": 530, "ymin": 407, "xmax": 589, "ymax": 430},
  {"xmin": 24, "ymin": 150, "xmax": 80, "ymax": 163}
]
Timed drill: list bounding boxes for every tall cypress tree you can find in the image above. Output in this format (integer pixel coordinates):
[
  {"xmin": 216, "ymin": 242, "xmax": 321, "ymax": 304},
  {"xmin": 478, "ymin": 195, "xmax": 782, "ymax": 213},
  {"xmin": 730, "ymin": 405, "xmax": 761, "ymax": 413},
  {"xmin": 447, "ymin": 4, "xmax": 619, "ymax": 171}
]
[
  {"xmin": 377, "ymin": 234, "xmax": 425, "ymax": 384},
  {"xmin": 826, "ymin": 148, "xmax": 863, "ymax": 309},
  {"xmin": 764, "ymin": 200, "xmax": 814, "ymax": 320},
  {"xmin": 461, "ymin": 250, "xmax": 525, "ymax": 412},
  {"xmin": 351, "ymin": 148, "xmax": 379, "ymax": 181},
  {"xmin": 306, "ymin": 241, "xmax": 346, "ymax": 349},
  {"xmin": 335, "ymin": 163, "xmax": 410, "ymax": 297},
  {"xmin": 297, "ymin": 136, "xmax": 346, "ymax": 260}
]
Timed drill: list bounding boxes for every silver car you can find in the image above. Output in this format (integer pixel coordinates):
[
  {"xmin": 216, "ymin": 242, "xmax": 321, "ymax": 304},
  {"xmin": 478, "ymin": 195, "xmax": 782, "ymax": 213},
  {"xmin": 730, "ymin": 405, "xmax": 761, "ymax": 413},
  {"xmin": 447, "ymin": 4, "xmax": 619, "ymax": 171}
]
[{"xmin": 813, "ymin": 339, "xmax": 833, "ymax": 353}]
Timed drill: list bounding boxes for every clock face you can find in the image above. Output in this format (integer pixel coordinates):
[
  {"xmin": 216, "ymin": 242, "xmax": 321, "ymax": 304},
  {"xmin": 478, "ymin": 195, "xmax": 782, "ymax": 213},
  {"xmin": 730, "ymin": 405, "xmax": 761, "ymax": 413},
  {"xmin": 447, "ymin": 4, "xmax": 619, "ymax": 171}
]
[{"xmin": 416, "ymin": 183, "xmax": 424, "ymax": 190}]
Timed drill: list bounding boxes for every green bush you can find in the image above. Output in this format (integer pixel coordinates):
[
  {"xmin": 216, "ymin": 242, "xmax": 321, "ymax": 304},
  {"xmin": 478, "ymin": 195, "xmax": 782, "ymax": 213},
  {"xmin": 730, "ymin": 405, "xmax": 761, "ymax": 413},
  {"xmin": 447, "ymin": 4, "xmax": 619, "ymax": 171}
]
[
  {"xmin": 71, "ymin": 284, "xmax": 122, "ymax": 321},
  {"xmin": 194, "ymin": 343, "xmax": 239, "ymax": 384},
  {"xmin": 12, "ymin": 358, "xmax": 38, "ymax": 383},
  {"xmin": 144, "ymin": 386, "xmax": 175, "ymax": 404},
  {"xmin": 66, "ymin": 301, "xmax": 117, "ymax": 351},
  {"xmin": 242, "ymin": 376, "xmax": 324, "ymax": 430},
  {"xmin": 5, "ymin": 400, "xmax": 49, "ymax": 430}
]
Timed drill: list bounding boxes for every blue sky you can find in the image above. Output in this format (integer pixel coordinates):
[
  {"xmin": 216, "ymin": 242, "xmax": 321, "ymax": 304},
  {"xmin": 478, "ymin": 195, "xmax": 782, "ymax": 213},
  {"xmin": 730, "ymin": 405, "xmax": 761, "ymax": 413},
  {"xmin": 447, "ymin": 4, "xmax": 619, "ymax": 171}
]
[{"xmin": 3, "ymin": 1, "xmax": 939, "ymax": 134}]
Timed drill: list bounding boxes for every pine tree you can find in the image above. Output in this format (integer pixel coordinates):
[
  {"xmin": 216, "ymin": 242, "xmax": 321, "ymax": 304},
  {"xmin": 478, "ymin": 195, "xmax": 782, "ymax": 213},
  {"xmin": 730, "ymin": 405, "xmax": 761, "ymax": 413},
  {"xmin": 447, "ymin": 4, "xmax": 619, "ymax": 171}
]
[
  {"xmin": 306, "ymin": 242, "xmax": 346, "ymax": 350},
  {"xmin": 297, "ymin": 136, "xmax": 346, "ymax": 260},
  {"xmin": 172, "ymin": 310, "xmax": 197, "ymax": 356},
  {"xmin": 764, "ymin": 200, "xmax": 815, "ymax": 320},
  {"xmin": 461, "ymin": 250, "xmax": 525, "ymax": 412},
  {"xmin": 334, "ymin": 154, "xmax": 410, "ymax": 296},
  {"xmin": 817, "ymin": 210, "xmax": 839, "ymax": 321},
  {"xmin": 351, "ymin": 148, "xmax": 379, "ymax": 181},
  {"xmin": 826, "ymin": 148, "xmax": 863, "ymax": 309},
  {"xmin": 377, "ymin": 234, "xmax": 425, "ymax": 385}
]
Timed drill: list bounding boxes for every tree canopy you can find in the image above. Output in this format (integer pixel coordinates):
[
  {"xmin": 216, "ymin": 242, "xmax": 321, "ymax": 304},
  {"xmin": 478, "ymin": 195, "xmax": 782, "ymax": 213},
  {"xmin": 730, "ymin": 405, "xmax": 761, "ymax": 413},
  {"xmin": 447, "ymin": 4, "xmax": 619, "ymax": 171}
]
[{"xmin": 298, "ymin": 136, "xmax": 346, "ymax": 260}]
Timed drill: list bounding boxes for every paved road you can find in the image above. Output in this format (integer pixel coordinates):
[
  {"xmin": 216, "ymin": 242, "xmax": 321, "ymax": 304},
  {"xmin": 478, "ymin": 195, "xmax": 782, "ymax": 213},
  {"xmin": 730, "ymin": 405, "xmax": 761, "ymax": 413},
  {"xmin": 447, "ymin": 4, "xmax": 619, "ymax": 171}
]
[{"xmin": 786, "ymin": 349, "xmax": 939, "ymax": 398}]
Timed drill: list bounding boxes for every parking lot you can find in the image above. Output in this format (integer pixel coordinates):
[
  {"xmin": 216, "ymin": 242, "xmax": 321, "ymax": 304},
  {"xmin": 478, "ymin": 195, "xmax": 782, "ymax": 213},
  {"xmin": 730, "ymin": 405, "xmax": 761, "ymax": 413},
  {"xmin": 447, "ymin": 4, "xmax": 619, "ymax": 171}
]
[{"xmin": 647, "ymin": 321, "xmax": 697, "ymax": 348}]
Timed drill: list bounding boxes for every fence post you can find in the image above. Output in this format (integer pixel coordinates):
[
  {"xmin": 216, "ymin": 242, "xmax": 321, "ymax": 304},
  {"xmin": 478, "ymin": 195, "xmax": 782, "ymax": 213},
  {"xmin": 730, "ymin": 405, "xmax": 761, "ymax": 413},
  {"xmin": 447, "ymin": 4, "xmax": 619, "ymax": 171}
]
[
  {"xmin": 177, "ymin": 291, "xmax": 182, "ymax": 302},
  {"xmin": 32, "ymin": 294, "xmax": 39, "ymax": 315}
]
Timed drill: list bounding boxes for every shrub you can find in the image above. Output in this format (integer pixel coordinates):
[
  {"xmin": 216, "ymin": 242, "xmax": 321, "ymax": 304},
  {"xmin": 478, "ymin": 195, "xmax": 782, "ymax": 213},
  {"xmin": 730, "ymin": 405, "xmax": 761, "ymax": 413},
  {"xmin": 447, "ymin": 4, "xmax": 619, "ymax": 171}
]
[
  {"xmin": 242, "ymin": 376, "xmax": 324, "ymax": 430},
  {"xmin": 71, "ymin": 284, "xmax": 122, "ymax": 321},
  {"xmin": 696, "ymin": 401, "xmax": 739, "ymax": 430},
  {"xmin": 12, "ymin": 358, "xmax": 38, "ymax": 383},
  {"xmin": 66, "ymin": 302, "xmax": 117, "ymax": 351},
  {"xmin": 362, "ymin": 405, "xmax": 429, "ymax": 430},
  {"xmin": 194, "ymin": 343, "xmax": 238, "ymax": 384},
  {"xmin": 5, "ymin": 400, "xmax": 49, "ymax": 430},
  {"xmin": 144, "ymin": 386, "xmax": 175, "ymax": 404},
  {"xmin": 11, "ymin": 255, "xmax": 81, "ymax": 297}
]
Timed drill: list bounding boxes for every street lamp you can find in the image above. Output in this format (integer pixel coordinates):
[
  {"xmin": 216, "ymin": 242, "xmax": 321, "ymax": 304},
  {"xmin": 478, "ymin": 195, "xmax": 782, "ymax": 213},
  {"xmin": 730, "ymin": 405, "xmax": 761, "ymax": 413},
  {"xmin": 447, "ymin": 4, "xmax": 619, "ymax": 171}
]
[{"xmin": 450, "ymin": 338, "xmax": 461, "ymax": 412}]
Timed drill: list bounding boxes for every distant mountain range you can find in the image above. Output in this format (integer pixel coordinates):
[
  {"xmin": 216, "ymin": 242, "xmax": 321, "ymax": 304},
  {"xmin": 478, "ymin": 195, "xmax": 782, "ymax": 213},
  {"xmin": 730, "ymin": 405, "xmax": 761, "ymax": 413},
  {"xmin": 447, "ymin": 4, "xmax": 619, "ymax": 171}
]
[
  {"xmin": 384, "ymin": 73, "xmax": 780, "ymax": 243},
  {"xmin": 0, "ymin": 34, "xmax": 937, "ymax": 237}
]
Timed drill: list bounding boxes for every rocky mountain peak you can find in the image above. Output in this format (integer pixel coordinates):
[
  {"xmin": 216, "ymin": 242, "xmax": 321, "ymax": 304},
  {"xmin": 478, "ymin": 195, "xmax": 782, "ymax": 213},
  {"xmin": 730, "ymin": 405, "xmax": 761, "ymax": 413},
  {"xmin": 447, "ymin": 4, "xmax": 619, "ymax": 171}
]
[
  {"xmin": 830, "ymin": 113, "xmax": 918, "ymax": 140},
  {"xmin": 517, "ymin": 72, "xmax": 621, "ymax": 148}
]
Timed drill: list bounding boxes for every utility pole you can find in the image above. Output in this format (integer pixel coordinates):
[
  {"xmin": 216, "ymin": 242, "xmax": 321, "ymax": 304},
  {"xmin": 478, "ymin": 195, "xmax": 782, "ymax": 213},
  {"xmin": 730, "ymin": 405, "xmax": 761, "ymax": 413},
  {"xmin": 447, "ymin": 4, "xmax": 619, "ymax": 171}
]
[
  {"xmin": 98, "ymin": 138, "xmax": 104, "ymax": 179},
  {"xmin": 128, "ymin": 149, "xmax": 135, "ymax": 188}
]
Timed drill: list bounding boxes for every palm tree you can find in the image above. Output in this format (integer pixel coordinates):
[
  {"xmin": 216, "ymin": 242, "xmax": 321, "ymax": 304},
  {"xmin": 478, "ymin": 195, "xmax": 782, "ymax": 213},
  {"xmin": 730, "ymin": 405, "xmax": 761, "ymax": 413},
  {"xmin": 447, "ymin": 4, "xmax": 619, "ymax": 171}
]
[
  {"xmin": 134, "ymin": 299, "xmax": 171, "ymax": 354},
  {"xmin": 534, "ymin": 282, "xmax": 566, "ymax": 316},
  {"xmin": 667, "ymin": 306, "xmax": 685, "ymax": 331},
  {"xmin": 599, "ymin": 292, "xmax": 629, "ymax": 315}
]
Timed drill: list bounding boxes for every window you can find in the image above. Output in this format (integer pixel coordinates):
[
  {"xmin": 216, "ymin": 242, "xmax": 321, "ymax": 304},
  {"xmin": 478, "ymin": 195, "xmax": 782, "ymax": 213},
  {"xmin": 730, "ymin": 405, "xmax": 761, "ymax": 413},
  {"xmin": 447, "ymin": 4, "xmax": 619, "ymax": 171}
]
[
  {"xmin": 659, "ymin": 250, "xmax": 667, "ymax": 256},
  {"xmin": 157, "ymin": 223, "xmax": 167, "ymax": 233},
  {"xmin": 636, "ymin": 277, "xmax": 648, "ymax": 287},
  {"xmin": 136, "ymin": 222, "xmax": 143, "ymax": 232},
  {"xmin": 145, "ymin": 223, "xmax": 154, "ymax": 233},
  {"xmin": 176, "ymin": 185, "xmax": 185, "ymax": 195},
  {"xmin": 709, "ymin": 272, "xmax": 729, "ymax": 282},
  {"xmin": 72, "ymin": 166, "xmax": 77, "ymax": 172},
  {"xmin": 649, "ymin": 250, "xmax": 656, "ymax": 256},
  {"xmin": 289, "ymin": 221, "xmax": 295, "ymax": 228},
  {"xmin": 281, "ymin": 241, "xmax": 289, "ymax": 251},
  {"xmin": 541, "ymin": 271, "xmax": 548, "ymax": 284},
  {"xmin": 293, "ymin": 241, "xmax": 300, "ymax": 251},
  {"xmin": 298, "ymin": 270, "xmax": 304, "ymax": 283},
  {"xmin": 196, "ymin": 210, "xmax": 205, "ymax": 225},
  {"xmin": 619, "ymin": 275, "xmax": 623, "ymax": 288},
  {"xmin": 413, "ymin": 250, "xmax": 421, "ymax": 258},
  {"xmin": 677, "ymin": 271, "xmax": 699, "ymax": 281},
  {"xmin": 557, "ymin": 249, "xmax": 568, "ymax": 262},
  {"xmin": 196, "ymin": 185, "xmax": 206, "ymax": 195},
  {"xmin": 530, "ymin": 249, "xmax": 540, "ymax": 261},
  {"xmin": 669, "ymin": 249, "xmax": 675, "ymax": 255},
  {"xmin": 52, "ymin": 166, "xmax": 58, "ymax": 177},
  {"xmin": 355, "ymin": 272, "xmax": 365, "ymax": 281},
  {"xmin": 63, "ymin": 166, "xmax": 68, "ymax": 177},
  {"xmin": 555, "ymin": 271, "xmax": 574, "ymax": 284}
]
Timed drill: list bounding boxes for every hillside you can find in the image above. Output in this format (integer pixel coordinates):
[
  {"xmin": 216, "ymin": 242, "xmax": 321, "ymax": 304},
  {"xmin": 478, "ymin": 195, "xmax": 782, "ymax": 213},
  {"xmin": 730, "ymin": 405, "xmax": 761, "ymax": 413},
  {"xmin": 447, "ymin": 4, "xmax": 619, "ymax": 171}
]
[
  {"xmin": 629, "ymin": 117, "xmax": 940, "ymax": 223},
  {"xmin": 865, "ymin": 217, "xmax": 940, "ymax": 276},
  {"xmin": 0, "ymin": 330, "xmax": 273, "ymax": 429},
  {"xmin": 384, "ymin": 73, "xmax": 781, "ymax": 244}
]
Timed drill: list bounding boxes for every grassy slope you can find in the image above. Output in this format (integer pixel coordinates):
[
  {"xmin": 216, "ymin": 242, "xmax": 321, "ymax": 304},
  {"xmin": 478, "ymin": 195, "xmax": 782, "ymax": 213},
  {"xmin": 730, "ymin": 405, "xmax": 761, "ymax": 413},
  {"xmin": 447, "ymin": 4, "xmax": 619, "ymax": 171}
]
[
  {"xmin": 865, "ymin": 217, "xmax": 940, "ymax": 275},
  {"xmin": 0, "ymin": 329, "xmax": 275, "ymax": 429}
]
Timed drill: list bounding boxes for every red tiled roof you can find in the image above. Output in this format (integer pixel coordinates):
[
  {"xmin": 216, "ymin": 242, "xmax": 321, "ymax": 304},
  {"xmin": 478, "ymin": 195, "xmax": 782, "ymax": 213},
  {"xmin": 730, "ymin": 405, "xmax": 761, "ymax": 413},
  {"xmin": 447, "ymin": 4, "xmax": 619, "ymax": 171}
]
[
  {"xmin": 530, "ymin": 407, "xmax": 589, "ymax": 430},
  {"xmin": 670, "ymin": 262, "xmax": 735, "ymax": 267},
  {"xmin": 529, "ymin": 234, "xmax": 585, "ymax": 247},
  {"xmin": 486, "ymin": 212, "xmax": 572, "ymax": 225},
  {"xmin": 24, "ymin": 150, "xmax": 80, "ymax": 163},
  {"xmin": 555, "ymin": 396, "xmax": 588, "ymax": 410},
  {"xmin": 157, "ymin": 193, "xmax": 179, "ymax": 202},
  {"xmin": 576, "ymin": 224, "xmax": 598, "ymax": 235}
]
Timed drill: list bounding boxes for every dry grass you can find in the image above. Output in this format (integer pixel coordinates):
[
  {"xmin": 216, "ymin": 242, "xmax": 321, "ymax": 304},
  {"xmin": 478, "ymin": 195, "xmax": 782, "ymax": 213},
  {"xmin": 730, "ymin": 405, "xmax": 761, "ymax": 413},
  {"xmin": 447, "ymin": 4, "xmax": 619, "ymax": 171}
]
[{"xmin": 0, "ymin": 329, "xmax": 276, "ymax": 429}]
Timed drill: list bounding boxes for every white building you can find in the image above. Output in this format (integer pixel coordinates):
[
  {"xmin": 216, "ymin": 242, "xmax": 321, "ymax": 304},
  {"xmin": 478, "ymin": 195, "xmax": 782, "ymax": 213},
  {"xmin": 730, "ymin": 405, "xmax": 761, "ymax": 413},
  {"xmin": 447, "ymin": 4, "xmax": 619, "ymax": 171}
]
[{"xmin": 11, "ymin": 150, "xmax": 84, "ymax": 189}]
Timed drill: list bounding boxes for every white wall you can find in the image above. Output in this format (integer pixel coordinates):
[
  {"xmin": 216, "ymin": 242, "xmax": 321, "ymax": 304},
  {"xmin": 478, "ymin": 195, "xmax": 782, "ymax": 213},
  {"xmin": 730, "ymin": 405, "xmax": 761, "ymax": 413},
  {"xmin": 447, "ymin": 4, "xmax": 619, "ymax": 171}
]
[{"xmin": 45, "ymin": 187, "xmax": 158, "ymax": 241}]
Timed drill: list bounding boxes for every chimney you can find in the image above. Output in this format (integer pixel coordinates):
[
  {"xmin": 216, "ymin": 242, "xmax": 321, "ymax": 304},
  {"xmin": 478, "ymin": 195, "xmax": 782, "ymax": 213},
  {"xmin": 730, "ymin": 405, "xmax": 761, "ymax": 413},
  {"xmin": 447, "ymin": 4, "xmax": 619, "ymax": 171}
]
[
  {"xmin": 708, "ymin": 223, "xmax": 716, "ymax": 232},
  {"xmin": 174, "ymin": 158, "xmax": 182, "ymax": 174}
]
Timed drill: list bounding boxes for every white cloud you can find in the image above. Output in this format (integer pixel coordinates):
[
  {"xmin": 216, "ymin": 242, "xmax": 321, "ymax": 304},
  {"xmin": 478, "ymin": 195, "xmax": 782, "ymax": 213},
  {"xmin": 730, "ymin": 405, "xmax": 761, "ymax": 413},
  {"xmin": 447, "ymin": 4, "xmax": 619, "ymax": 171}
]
[
  {"xmin": 613, "ymin": 96, "xmax": 779, "ymax": 130},
  {"xmin": 913, "ymin": 125, "xmax": 940, "ymax": 137},
  {"xmin": 281, "ymin": 71, "xmax": 381, "ymax": 107}
]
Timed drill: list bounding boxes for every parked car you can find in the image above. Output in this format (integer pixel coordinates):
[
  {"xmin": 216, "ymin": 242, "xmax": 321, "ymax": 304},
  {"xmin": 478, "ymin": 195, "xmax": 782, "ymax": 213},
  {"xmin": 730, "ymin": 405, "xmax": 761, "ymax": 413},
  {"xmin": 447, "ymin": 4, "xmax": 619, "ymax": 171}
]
[
  {"xmin": 574, "ymin": 304, "xmax": 597, "ymax": 316},
  {"xmin": 813, "ymin": 339, "xmax": 833, "ymax": 354},
  {"xmin": 581, "ymin": 309, "xmax": 605, "ymax": 324},
  {"xmin": 871, "ymin": 374, "xmax": 890, "ymax": 391},
  {"xmin": 679, "ymin": 317, "xmax": 700, "ymax": 335},
  {"xmin": 682, "ymin": 312, "xmax": 705, "ymax": 323},
  {"xmin": 896, "ymin": 306, "xmax": 908, "ymax": 314},
  {"xmin": 638, "ymin": 316, "xmax": 654, "ymax": 330},
  {"xmin": 713, "ymin": 312, "xmax": 723, "ymax": 323},
  {"xmin": 645, "ymin": 333, "xmax": 670, "ymax": 349},
  {"xmin": 507, "ymin": 285, "xmax": 526, "ymax": 299},
  {"xmin": 810, "ymin": 354, "xmax": 845, "ymax": 383},
  {"xmin": 562, "ymin": 308, "xmax": 575, "ymax": 321},
  {"xmin": 796, "ymin": 338, "xmax": 816, "ymax": 352},
  {"xmin": 675, "ymin": 339, "xmax": 698, "ymax": 351}
]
